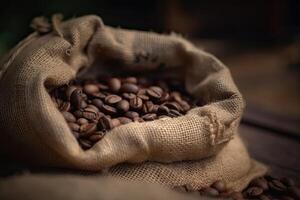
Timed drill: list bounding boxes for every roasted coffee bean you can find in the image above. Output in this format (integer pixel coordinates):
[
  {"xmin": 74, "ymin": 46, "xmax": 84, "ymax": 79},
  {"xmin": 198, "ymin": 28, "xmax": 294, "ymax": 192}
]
[
  {"xmin": 77, "ymin": 118, "xmax": 89, "ymax": 125},
  {"xmin": 137, "ymin": 94, "xmax": 149, "ymax": 101},
  {"xmin": 82, "ymin": 110, "xmax": 98, "ymax": 121},
  {"xmin": 157, "ymin": 105, "xmax": 170, "ymax": 115},
  {"xmin": 116, "ymin": 100, "xmax": 130, "ymax": 112},
  {"xmin": 123, "ymin": 77, "xmax": 137, "ymax": 84},
  {"xmin": 122, "ymin": 93, "xmax": 136, "ymax": 99},
  {"xmin": 169, "ymin": 109, "xmax": 182, "ymax": 117},
  {"xmin": 201, "ymin": 187, "xmax": 219, "ymax": 197},
  {"xmin": 108, "ymin": 78, "xmax": 121, "ymax": 92},
  {"xmin": 73, "ymin": 110, "xmax": 83, "ymax": 118},
  {"xmin": 130, "ymin": 97, "xmax": 143, "ymax": 110},
  {"xmin": 91, "ymin": 92, "xmax": 106, "ymax": 99},
  {"xmin": 147, "ymin": 86, "xmax": 162, "ymax": 99},
  {"xmin": 211, "ymin": 180, "xmax": 227, "ymax": 192},
  {"xmin": 79, "ymin": 138, "xmax": 92, "ymax": 149},
  {"xmin": 246, "ymin": 187, "xmax": 263, "ymax": 197},
  {"xmin": 105, "ymin": 94, "xmax": 122, "ymax": 104},
  {"xmin": 121, "ymin": 83, "xmax": 139, "ymax": 94},
  {"xmin": 96, "ymin": 83, "xmax": 109, "ymax": 90},
  {"xmin": 179, "ymin": 100, "xmax": 191, "ymax": 112},
  {"xmin": 143, "ymin": 101, "xmax": 154, "ymax": 113},
  {"xmin": 164, "ymin": 102, "xmax": 182, "ymax": 111},
  {"xmin": 98, "ymin": 116, "xmax": 113, "ymax": 130},
  {"xmin": 70, "ymin": 89, "xmax": 83, "ymax": 109},
  {"xmin": 66, "ymin": 86, "xmax": 77, "ymax": 100},
  {"xmin": 59, "ymin": 101, "xmax": 71, "ymax": 111},
  {"xmin": 62, "ymin": 111, "xmax": 76, "ymax": 123},
  {"xmin": 68, "ymin": 122, "xmax": 80, "ymax": 132},
  {"xmin": 101, "ymin": 104, "xmax": 117, "ymax": 115},
  {"xmin": 142, "ymin": 113, "xmax": 157, "ymax": 121},
  {"xmin": 80, "ymin": 100, "xmax": 88, "ymax": 109},
  {"xmin": 160, "ymin": 92, "xmax": 170, "ymax": 102},
  {"xmin": 83, "ymin": 84, "xmax": 99, "ymax": 95},
  {"xmin": 89, "ymin": 131, "xmax": 105, "ymax": 142},
  {"xmin": 118, "ymin": 117, "xmax": 132, "ymax": 124},
  {"xmin": 250, "ymin": 178, "xmax": 269, "ymax": 191},
  {"xmin": 269, "ymin": 179, "xmax": 287, "ymax": 192},
  {"xmin": 125, "ymin": 111, "xmax": 139, "ymax": 119},
  {"xmin": 92, "ymin": 99, "xmax": 103, "ymax": 109},
  {"xmin": 79, "ymin": 123, "xmax": 97, "ymax": 136}
]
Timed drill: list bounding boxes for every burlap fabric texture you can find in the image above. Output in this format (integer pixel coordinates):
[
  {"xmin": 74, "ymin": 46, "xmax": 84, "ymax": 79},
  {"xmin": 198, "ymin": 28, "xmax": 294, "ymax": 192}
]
[{"xmin": 0, "ymin": 15, "xmax": 267, "ymax": 191}]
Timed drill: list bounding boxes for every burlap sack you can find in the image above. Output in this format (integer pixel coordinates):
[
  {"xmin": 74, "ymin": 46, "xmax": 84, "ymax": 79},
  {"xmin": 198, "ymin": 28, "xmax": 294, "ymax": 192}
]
[{"xmin": 0, "ymin": 15, "xmax": 267, "ymax": 191}]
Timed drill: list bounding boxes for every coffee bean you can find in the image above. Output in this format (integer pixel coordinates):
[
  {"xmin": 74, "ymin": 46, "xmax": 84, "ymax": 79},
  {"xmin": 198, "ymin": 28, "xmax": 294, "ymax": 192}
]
[
  {"xmin": 89, "ymin": 131, "xmax": 105, "ymax": 142},
  {"xmin": 116, "ymin": 100, "xmax": 130, "ymax": 112},
  {"xmin": 77, "ymin": 118, "xmax": 89, "ymax": 125},
  {"xmin": 157, "ymin": 105, "xmax": 170, "ymax": 115},
  {"xmin": 79, "ymin": 123, "xmax": 97, "ymax": 135},
  {"xmin": 169, "ymin": 109, "xmax": 182, "ymax": 117},
  {"xmin": 160, "ymin": 92, "xmax": 170, "ymax": 102},
  {"xmin": 130, "ymin": 97, "xmax": 143, "ymax": 110},
  {"xmin": 101, "ymin": 104, "xmax": 117, "ymax": 115},
  {"xmin": 211, "ymin": 180, "xmax": 227, "ymax": 192},
  {"xmin": 121, "ymin": 83, "xmax": 139, "ymax": 94},
  {"xmin": 142, "ymin": 113, "xmax": 157, "ymax": 121},
  {"xmin": 118, "ymin": 117, "xmax": 132, "ymax": 124},
  {"xmin": 108, "ymin": 78, "xmax": 121, "ymax": 92},
  {"xmin": 80, "ymin": 100, "xmax": 88, "ymax": 109},
  {"xmin": 62, "ymin": 111, "xmax": 76, "ymax": 123},
  {"xmin": 70, "ymin": 89, "xmax": 83, "ymax": 109},
  {"xmin": 137, "ymin": 94, "xmax": 149, "ymax": 101},
  {"xmin": 246, "ymin": 187, "xmax": 263, "ymax": 197},
  {"xmin": 98, "ymin": 116, "xmax": 113, "ymax": 130},
  {"xmin": 82, "ymin": 110, "xmax": 98, "ymax": 121},
  {"xmin": 96, "ymin": 83, "xmax": 109, "ymax": 90},
  {"xmin": 179, "ymin": 100, "xmax": 191, "ymax": 112},
  {"xmin": 125, "ymin": 111, "xmax": 139, "ymax": 119},
  {"xmin": 122, "ymin": 93, "xmax": 136, "ymax": 99},
  {"xmin": 164, "ymin": 102, "xmax": 182, "ymax": 111},
  {"xmin": 83, "ymin": 84, "xmax": 99, "ymax": 95},
  {"xmin": 143, "ymin": 101, "xmax": 154, "ymax": 113},
  {"xmin": 66, "ymin": 86, "xmax": 77, "ymax": 100},
  {"xmin": 91, "ymin": 92, "xmax": 106, "ymax": 99},
  {"xmin": 250, "ymin": 178, "xmax": 269, "ymax": 191},
  {"xmin": 79, "ymin": 138, "xmax": 92, "ymax": 149},
  {"xmin": 269, "ymin": 180, "xmax": 287, "ymax": 192},
  {"xmin": 59, "ymin": 101, "xmax": 71, "ymax": 111},
  {"xmin": 68, "ymin": 122, "xmax": 80, "ymax": 132},
  {"xmin": 201, "ymin": 187, "xmax": 219, "ymax": 197},
  {"xmin": 147, "ymin": 86, "xmax": 162, "ymax": 99},
  {"xmin": 105, "ymin": 94, "xmax": 122, "ymax": 104},
  {"xmin": 123, "ymin": 77, "xmax": 137, "ymax": 84},
  {"xmin": 73, "ymin": 110, "xmax": 83, "ymax": 118},
  {"xmin": 92, "ymin": 99, "xmax": 103, "ymax": 109}
]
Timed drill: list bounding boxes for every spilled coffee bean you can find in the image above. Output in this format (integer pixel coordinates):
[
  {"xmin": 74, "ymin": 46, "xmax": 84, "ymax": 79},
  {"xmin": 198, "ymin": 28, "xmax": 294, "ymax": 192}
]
[
  {"xmin": 50, "ymin": 76, "xmax": 198, "ymax": 150},
  {"xmin": 173, "ymin": 175, "xmax": 300, "ymax": 200}
]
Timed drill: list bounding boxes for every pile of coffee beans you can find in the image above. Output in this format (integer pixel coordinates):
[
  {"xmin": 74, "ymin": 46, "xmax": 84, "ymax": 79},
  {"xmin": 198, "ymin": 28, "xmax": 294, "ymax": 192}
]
[
  {"xmin": 174, "ymin": 175, "xmax": 300, "ymax": 200},
  {"xmin": 50, "ymin": 76, "xmax": 198, "ymax": 149}
]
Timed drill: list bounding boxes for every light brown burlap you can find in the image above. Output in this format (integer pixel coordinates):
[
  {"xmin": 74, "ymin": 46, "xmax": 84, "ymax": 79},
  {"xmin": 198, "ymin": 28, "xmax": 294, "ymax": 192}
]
[{"xmin": 0, "ymin": 15, "xmax": 267, "ymax": 191}]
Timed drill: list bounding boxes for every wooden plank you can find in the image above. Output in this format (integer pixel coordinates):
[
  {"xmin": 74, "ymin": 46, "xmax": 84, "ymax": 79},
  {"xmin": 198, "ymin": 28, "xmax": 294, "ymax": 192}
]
[{"xmin": 239, "ymin": 124, "xmax": 300, "ymax": 183}]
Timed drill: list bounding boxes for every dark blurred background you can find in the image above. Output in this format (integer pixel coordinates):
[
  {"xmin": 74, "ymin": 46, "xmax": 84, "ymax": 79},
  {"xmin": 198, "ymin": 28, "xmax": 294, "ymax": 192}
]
[{"xmin": 0, "ymin": 0, "xmax": 299, "ymax": 128}]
